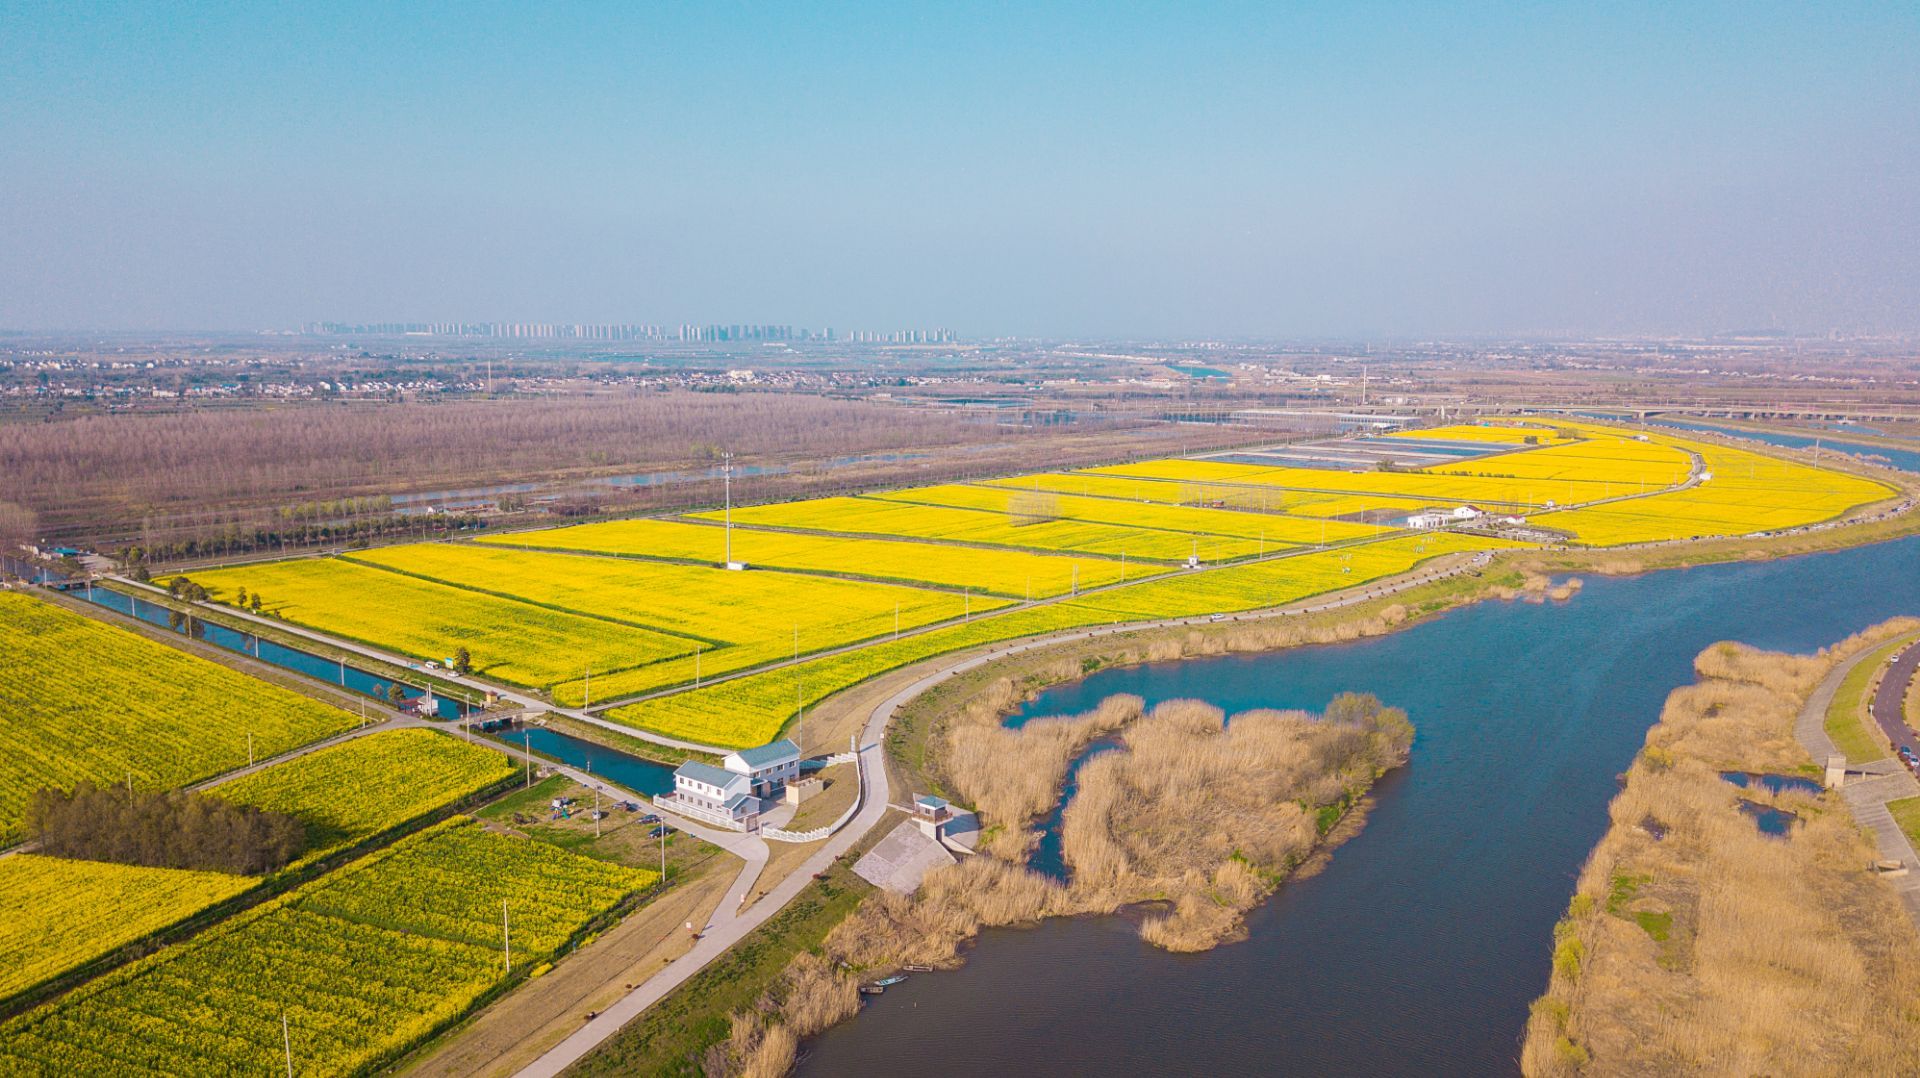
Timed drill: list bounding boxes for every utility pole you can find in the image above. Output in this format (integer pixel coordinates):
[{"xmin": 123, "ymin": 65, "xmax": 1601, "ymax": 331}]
[
  {"xmin": 893, "ymin": 603, "xmax": 899, "ymax": 642},
  {"xmin": 723, "ymin": 451, "xmax": 735, "ymax": 566},
  {"xmin": 283, "ymin": 1012, "xmax": 293, "ymax": 1078},
  {"xmin": 695, "ymin": 645, "xmax": 702, "ymax": 687},
  {"xmin": 247, "ymin": 731, "xmax": 253, "ymax": 767},
  {"xmin": 583, "ymin": 666, "xmax": 590, "ymax": 708},
  {"xmin": 524, "ymin": 732, "xmax": 532, "ymax": 789},
  {"xmin": 503, "ymin": 900, "xmax": 511, "ymax": 973}
]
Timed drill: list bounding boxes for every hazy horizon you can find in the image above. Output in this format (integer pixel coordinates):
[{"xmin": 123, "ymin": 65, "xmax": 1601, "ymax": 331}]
[{"xmin": 3, "ymin": 3, "xmax": 1917, "ymax": 338}]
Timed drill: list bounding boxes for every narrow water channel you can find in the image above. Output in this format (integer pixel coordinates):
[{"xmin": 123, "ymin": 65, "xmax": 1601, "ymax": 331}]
[
  {"xmin": 799, "ymin": 534, "xmax": 1920, "ymax": 1076},
  {"xmin": 70, "ymin": 585, "xmax": 469, "ymax": 719},
  {"xmin": 488, "ymin": 725, "xmax": 675, "ymax": 797}
]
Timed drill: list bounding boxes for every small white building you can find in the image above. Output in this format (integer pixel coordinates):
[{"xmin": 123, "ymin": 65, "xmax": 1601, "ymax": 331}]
[
  {"xmin": 724, "ymin": 739, "xmax": 803, "ymax": 797},
  {"xmin": 1450, "ymin": 505, "xmax": 1484, "ymax": 521},
  {"xmin": 662, "ymin": 738, "xmax": 805, "ymax": 831},
  {"xmin": 1407, "ymin": 511, "xmax": 1450, "ymax": 530}
]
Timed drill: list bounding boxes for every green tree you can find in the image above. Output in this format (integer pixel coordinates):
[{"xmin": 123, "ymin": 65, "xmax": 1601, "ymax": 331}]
[
  {"xmin": 452, "ymin": 646, "xmax": 472, "ymax": 675},
  {"xmin": 386, "ymin": 683, "xmax": 407, "ymax": 705},
  {"xmin": 249, "ymin": 593, "xmax": 263, "ymax": 613}
]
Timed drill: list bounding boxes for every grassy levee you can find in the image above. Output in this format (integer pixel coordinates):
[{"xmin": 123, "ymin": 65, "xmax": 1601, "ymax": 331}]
[
  {"xmin": 1825, "ymin": 634, "xmax": 1917, "ymax": 763},
  {"xmin": 1522, "ymin": 620, "xmax": 1920, "ymax": 1075},
  {"xmin": 1889, "ymin": 797, "xmax": 1920, "ymax": 852}
]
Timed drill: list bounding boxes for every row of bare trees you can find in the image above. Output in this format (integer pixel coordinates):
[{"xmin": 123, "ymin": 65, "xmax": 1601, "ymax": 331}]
[{"xmin": 26, "ymin": 782, "xmax": 308, "ymax": 875}]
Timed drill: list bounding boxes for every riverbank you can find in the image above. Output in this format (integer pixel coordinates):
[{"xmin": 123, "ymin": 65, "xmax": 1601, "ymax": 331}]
[
  {"xmin": 676, "ymin": 693, "xmax": 1411, "ymax": 1077},
  {"xmin": 1522, "ymin": 620, "xmax": 1920, "ymax": 1075},
  {"xmin": 549, "ymin": 436, "xmax": 1920, "ymax": 1074}
]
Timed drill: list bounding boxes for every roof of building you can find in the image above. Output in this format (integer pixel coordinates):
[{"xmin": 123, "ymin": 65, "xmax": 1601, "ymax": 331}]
[
  {"xmin": 914, "ymin": 794, "xmax": 950, "ymax": 811},
  {"xmin": 675, "ymin": 760, "xmax": 748, "ymax": 791},
  {"xmin": 853, "ymin": 819, "xmax": 957, "ymax": 895},
  {"xmin": 722, "ymin": 792, "xmax": 758, "ymax": 814},
  {"xmin": 729, "ymin": 739, "xmax": 802, "ymax": 769}
]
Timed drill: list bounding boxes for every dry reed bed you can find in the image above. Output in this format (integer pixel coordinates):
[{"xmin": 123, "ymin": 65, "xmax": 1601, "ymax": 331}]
[
  {"xmin": 1523, "ymin": 617, "xmax": 1920, "ymax": 1076},
  {"xmin": 702, "ymin": 693, "xmax": 1412, "ymax": 1076}
]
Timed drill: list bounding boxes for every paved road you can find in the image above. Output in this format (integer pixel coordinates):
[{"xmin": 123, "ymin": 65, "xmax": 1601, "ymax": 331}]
[
  {"xmin": 1872, "ymin": 640, "xmax": 1920, "ymax": 751},
  {"xmin": 1795, "ymin": 645, "xmax": 1920, "ymax": 924},
  {"xmin": 511, "ymin": 548, "xmax": 1496, "ymax": 1076}
]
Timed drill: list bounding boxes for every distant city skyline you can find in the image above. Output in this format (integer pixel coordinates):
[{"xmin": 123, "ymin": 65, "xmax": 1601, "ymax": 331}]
[
  {"xmin": 300, "ymin": 322, "xmax": 958, "ymax": 344},
  {"xmin": 3, "ymin": 3, "xmax": 1917, "ymax": 337}
]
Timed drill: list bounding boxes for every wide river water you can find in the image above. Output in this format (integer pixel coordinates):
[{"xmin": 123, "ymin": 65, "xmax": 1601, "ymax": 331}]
[{"xmin": 799, "ymin": 534, "xmax": 1920, "ymax": 1076}]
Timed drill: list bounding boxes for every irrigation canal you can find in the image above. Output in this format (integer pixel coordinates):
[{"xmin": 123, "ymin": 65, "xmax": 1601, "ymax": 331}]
[
  {"xmin": 799, "ymin": 533, "xmax": 1920, "ymax": 1076},
  {"xmin": 70, "ymin": 585, "xmax": 471, "ymax": 720}
]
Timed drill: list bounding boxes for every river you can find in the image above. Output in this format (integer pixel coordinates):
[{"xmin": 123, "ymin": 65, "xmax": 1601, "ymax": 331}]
[
  {"xmin": 1654, "ymin": 417, "xmax": 1920, "ymax": 473},
  {"xmin": 798, "ymin": 534, "xmax": 1920, "ymax": 1076}
]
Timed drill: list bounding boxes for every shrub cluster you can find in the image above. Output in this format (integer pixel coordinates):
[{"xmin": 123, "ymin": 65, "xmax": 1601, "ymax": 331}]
[{"xmin": 26, "ymin": 782, "xmax": 307, "ymax": 875}]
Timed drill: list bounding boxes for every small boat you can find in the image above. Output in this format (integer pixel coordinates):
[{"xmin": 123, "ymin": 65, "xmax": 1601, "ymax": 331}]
[
  {"xmin": 903, "ymin": 964, "xmax": 934, "ymax": 973},
  {"xmin": 872, "ymin": 974, "xmax": 908, "ymax": 987},
  {"xmin": 858, "ymin": 985, "xmax": 885, "ymax": 996}
]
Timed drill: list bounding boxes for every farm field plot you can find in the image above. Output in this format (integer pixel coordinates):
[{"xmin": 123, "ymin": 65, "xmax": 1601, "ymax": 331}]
[
  {"xmin": 211, "ymin": 728, "xmax": 516, "ymax": 864},
  {"xmin": 193, "ymin": 558, "xmax": 699, "ymax": 690},
  {"xmin": 983, "ymin": 471, "xmax": 1443, "ymax": 520},
  {"xmin": 1532, "ymin": 444, "xmax": 1896, "ymax": 543},
  {"xmin": 341, "ymin": 544, "xmax": 1007, "ymax": 706},
  {"xmin": 604, "ymin": 602, "xmax": 1108, "ymax": 747},
  {"xmin": 0, "ymin": 818, "xmax": 654, "ymax": 1078},
  {"xmin": 0, "ymin": 856, "xmax": 253, "ymax": 1004},
  {"xmin": 1070, "ymin": 533, "xmax": 1513, "ymax": 622},
  {"xmin": 1384, "ymin": 423, "xmax": 1572, "ymax": 445},
  {"xmin": 871, "ymin": 482, "xmax": 1388, "ymax": 545},
  {"xmin": 700, "ymin": 495, "xmax": 1263, "ymax": 562},
  {"xmin": 474, "ymin": 517, "xmax": 1157, "ymax": 597},
  {"xmin": 605, "ymin": 533, "xmax": 1508, "ymax": 747},
  {"xmin": 1084, "ymin": 458, "xmax": 1599, "ymax": 511},
  {"xmin": 0, "ymin": 592, "xmax": 357, "ymax": 844},
  {"xmin": 1425, "ymin": 435, "xmax": 1691, "ymax": 491}
]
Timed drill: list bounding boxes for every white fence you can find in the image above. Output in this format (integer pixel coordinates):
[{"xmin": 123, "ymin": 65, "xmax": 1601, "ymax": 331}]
[{"xmin": 765, "ymin": 736, "xmax": 864, "ymax": 843}]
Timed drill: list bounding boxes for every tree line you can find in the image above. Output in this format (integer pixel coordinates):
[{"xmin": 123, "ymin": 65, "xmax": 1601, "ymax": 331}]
[{"xmin": 26, "ymin": 782, "xmax": 308, "ymax": 875}]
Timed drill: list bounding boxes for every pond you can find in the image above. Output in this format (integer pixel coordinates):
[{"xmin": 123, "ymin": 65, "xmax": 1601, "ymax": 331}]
[{"xmin": 799, "ymin": 533, "xmax": 1920, "ymax": 1077}]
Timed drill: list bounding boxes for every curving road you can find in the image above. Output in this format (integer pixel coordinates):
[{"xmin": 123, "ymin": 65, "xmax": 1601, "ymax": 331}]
[
  {"xmin": 511, "ymin": 548, "xmax": 1496, "ymax": 1076},
  {"xmin": 1872, "ymin": 640, "xmax": 1920, "ymax": 751}
]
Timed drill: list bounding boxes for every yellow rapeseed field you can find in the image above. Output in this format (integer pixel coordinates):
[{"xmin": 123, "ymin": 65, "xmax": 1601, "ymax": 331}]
[
  {"xmin": 342, "ymin": 543, "xmax": 1008, "ymax": 705},
  {"xmin": 211, "ymin": 728, "xmax": 516, "ymax": 865},
  {"xmin": 0, "ymin": 856, "xmax": 253, "ymax": 1003},
  {"xmin": 1387, "ymin": 423, "xmax": 1571, "ymax": 444},
  {"xmin": 870, "ymin": 482, "xmax": 1387, "ymax": 545},
  {"xmin": 474, "ymin": 516, "xmax": 1157, "ymax": 597},
  {"xmin": 1531, "ymin": 439, "xmax": 1897, "ymax": 544},
  {"xmin": 195, "ymin": 557, "xmax": 700, "ymax": 690},
  {"xmin": 0, "ymin": 592, "xmax": 357, "ymax": 843},
  {"xmin": 606, "ymin": 532, "xmax": 1507, "ymax": 746},
  {"xmin": 1084, "ymin": 458, "xmax": 1570, "ymax": 511},
  {"xmin": 697, "ymin": 495, "xmax": 1264, "ymax": 562}
]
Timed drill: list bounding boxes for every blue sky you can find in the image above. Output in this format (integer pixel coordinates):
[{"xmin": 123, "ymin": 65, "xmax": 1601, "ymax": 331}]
[{"xmin": 2, "ymin": 2, "xmax": 1916, "ymax": 336}]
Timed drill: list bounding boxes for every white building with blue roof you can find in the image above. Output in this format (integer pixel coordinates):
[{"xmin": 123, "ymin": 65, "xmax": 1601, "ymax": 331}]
[{"xmin": 663, "ymin": 738, "xmax": 804, "ymax": 830}]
